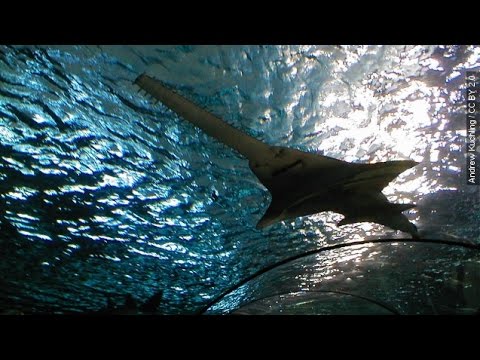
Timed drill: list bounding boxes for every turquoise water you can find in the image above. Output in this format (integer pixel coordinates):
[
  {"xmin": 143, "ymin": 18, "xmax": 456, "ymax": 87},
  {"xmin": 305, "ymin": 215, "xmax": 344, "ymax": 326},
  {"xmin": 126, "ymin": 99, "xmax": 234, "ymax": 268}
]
[{"xmin": 0, "ymin": 45, "xmax": 479, "ymax": 314}]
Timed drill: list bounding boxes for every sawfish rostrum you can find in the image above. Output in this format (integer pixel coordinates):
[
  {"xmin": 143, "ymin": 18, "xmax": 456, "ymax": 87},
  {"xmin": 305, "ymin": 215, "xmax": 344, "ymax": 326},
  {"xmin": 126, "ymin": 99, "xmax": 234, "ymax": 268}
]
[{"xmin": 134, "ymin": 73, "xmax": 420, "ymax": 238}]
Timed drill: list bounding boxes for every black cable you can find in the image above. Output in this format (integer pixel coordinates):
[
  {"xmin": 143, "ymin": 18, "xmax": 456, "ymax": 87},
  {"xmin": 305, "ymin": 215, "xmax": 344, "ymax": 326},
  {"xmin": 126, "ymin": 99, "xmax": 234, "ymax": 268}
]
[{"xmin": 198, "ymin": 238, "xmax": 480, "ymax": 314}]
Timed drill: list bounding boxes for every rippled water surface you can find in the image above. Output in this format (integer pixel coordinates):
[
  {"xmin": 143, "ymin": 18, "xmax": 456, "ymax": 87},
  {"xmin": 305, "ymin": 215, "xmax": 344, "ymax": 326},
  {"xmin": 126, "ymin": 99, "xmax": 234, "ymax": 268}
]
[{"xmin": 0, "ymin": 45, "xmax": 479, "ymax": 314}]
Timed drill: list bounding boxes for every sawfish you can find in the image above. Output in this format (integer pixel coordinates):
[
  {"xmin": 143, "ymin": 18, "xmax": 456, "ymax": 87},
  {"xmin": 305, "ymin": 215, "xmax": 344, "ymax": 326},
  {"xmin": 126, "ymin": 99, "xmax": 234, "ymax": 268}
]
[{"xmin": 134, "ymin": 73, "xmax": 420, "ymax": 238}]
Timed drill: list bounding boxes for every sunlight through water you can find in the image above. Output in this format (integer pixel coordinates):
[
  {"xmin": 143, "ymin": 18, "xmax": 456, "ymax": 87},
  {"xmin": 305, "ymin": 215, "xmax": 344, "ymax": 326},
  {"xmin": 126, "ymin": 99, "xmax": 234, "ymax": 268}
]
[{"xmin": 0, "ymin": 45, "xmax": 479, "ymax": 315}]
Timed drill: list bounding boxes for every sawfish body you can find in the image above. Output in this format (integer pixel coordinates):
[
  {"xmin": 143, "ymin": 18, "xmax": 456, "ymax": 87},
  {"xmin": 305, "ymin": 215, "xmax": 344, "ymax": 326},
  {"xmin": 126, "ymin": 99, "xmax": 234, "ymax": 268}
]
[{"xmin": 134, "ymin": 74, "xmax": 419, "ymax": 238}]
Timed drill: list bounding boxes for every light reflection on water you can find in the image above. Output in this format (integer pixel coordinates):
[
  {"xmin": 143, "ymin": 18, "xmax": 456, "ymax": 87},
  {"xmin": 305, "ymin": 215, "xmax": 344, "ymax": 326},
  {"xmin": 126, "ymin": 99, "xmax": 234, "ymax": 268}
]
[
  {"xmin": 213, "ymin": 241, "xmax": 480, "ymax": 315},
  {"xmin": 0, "ymin": 45, "xmax": 478, "ymax": 314}
]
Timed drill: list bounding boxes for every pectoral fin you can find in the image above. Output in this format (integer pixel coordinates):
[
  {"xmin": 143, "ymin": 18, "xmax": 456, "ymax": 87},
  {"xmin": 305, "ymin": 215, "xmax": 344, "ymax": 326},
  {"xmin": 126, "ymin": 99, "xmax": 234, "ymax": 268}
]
[
  {"xmin": 256, "ymin": 196, "xmax": 286, "ymax": 229},
  {"xmin": 343, "ymin": 160, "xmax": 419, "ymax": 192}
]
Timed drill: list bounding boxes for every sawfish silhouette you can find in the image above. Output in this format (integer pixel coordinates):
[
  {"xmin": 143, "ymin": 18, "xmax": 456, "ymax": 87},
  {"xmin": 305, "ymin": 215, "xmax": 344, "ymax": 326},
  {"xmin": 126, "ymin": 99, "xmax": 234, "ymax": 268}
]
[{"xmin": 134, "ymin": 73, "xmax": 420, "ymax": 238}]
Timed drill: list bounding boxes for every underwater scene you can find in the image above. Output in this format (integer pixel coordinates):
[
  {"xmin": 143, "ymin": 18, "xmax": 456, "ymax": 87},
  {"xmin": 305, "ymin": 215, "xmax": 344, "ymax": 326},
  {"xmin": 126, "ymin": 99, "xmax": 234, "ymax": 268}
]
[{"xmin": 0, "ymin": 45, "xmax": 479, "ymax": 315}]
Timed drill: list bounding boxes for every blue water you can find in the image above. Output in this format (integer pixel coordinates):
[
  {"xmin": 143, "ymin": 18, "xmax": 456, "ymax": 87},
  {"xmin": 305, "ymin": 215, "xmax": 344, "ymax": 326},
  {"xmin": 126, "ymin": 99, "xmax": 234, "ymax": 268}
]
[{"xmin": 0, "ymin": 45, "xmax": 479, "ymax": 314}]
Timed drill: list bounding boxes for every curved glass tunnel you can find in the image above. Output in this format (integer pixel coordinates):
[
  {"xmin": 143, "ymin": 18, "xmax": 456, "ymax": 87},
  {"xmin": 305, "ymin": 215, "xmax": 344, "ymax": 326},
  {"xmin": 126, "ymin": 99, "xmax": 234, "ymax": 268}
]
[
  {"xmin": 0, "ymin": 45, "xmax": 479, "ymax": 315},
  {"xmin": 208, "ymin": 240, "xmax": 480, "ymax": 315}
]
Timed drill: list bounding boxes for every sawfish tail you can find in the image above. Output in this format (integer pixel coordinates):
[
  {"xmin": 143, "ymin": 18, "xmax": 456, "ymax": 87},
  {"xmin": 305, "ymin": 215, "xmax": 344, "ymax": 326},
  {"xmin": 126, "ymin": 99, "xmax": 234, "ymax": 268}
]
[{"xmin": 134, "ymin": 73, "xmax": 271, "ymax": 161}]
